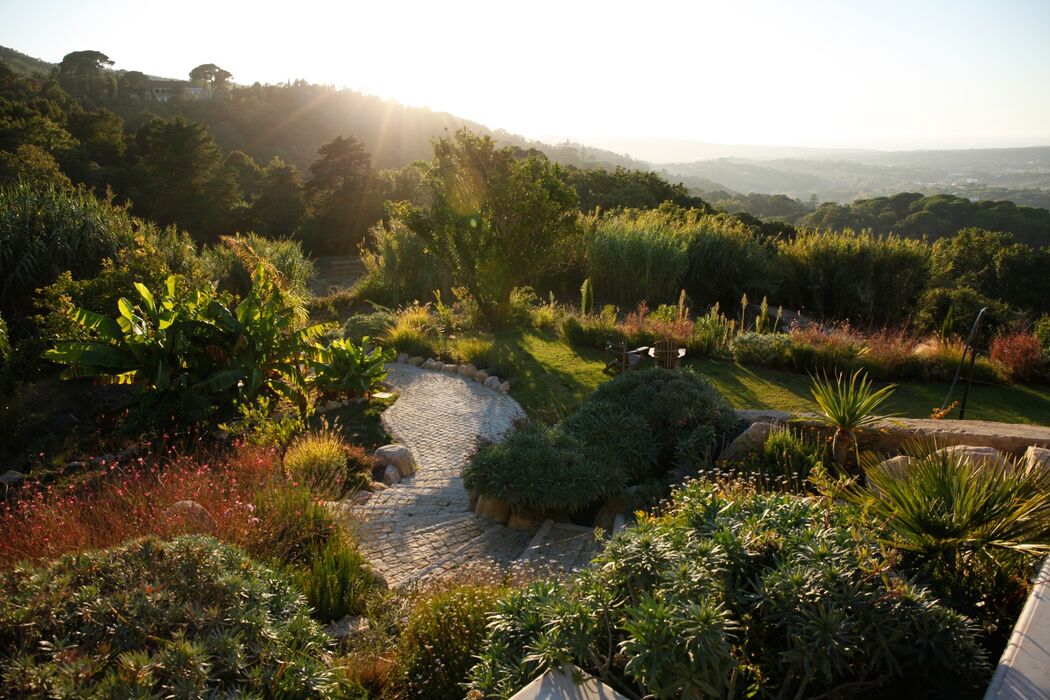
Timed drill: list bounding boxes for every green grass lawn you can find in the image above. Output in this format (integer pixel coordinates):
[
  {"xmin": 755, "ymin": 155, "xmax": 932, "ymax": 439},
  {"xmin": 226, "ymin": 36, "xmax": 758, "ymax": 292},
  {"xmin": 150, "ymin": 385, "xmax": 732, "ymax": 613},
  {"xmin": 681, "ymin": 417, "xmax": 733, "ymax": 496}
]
[{"xmin": 494, "ymin": 329, "xmax": 1050, "ymax": 425}]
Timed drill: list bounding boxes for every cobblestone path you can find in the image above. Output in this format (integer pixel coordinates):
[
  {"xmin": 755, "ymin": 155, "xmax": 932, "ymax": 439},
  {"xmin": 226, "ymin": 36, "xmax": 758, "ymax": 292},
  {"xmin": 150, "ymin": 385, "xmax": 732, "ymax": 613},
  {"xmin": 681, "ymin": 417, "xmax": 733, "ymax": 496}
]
[{"xmin": 352, "ymin": 364, "xmax": 532, "ymax": 587}]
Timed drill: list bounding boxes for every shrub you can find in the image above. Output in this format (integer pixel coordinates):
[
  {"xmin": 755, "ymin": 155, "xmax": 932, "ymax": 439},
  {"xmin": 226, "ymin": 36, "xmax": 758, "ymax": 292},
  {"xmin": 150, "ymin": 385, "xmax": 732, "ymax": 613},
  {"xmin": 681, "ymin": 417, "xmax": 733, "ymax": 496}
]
[
  {"xmin": 343, "ymin": 309, "xmax": 397, "ymax": 341},
  {"xmin": 296, "ymin": 535, "xmax": 380, "ymax": 624},
  {"xmin": 0, "ymin": 183, "xmax": 139, "ymax": 328},
  {"xmin": 382, "ymin": 304, "xmax": 441, "ymax": 358},
  {"xmin": 680, "ymin": 213, "xmax": 774, "ymax": 310},
  {"xmin": 469, "ymin": 481, "xmax": 988, "ymax": 699},
  {"xmin": 755, "ymin": 425, "xmax": 824, "ymax": 481},
  {"xmin": 858, "ymin": 327, "xmax": 922, "ymax": 379},
  {"xmin": 1035, "ymin": 315, "xmax": 1050, "ymax": 357},
  {"xmin": 247, "ymin": 486, "xmax": 338, "ymax": 566},
  {"xmin": 588, "ymin": 210, "xmax": 689, "ymax": 308},
  {"xmin": 0, "ymin": 447, "xmax": 280, "ymax": 569},
  {"xmin": 914, "ymin": 285, "xmax": 1012, "ymax": 340},
  {"xmin": 202, "ymin": 232, "xmax": 314, "ymax": 299},
  {"xmin": 463, "ymin": 422, "xmax": 604, "ymax": 512},
  {"xmin": 912, "ymin": 336, "xmax": 1000, "ymax": 383},
  {"xmin": 787, "ymin": 324, "xmax": 864, "ymax": 374},
  {"xmin": 356, "ymin": 218, "xmax": 451, "ymax": 307},
  {"xmin": 587, "ymin": 367, "xmax": 738, "ymax": 466},
  {"xmin": 0, "ymin": 535, "xmax": 351, "ymax": 698},
  {"xmin": 452, "ymin": 336, "xmax": 495, "ymax": 367},
  {"xmin": 560, "ymin": 307, "xmax": 622, "ymax": 349},
  {"xmin": 45, "ymin": 266, "xmax": 331, "ymax": 424},
  {"xmin": 691, "ymin": 303, "xmax": 735, "ymax": 357},
  {"xmin": 777, "ymin": 228, "xmax": 929, "ymax": 325},
  {"xmin": 312, "ymin": 337, "xmax": 393, "ymax": 397},
  {"xmin": 529, "ymin": 301, "xmax": 560, "ymax": 331},
  {"xmin": 990, "ymin": 332, "xmax": 1047, "ymax": 383},
  {"xmin": 562, "ymin": 400, "xmax": 660, "ymax": 484},
  {"xmin": 285, "ymin": 430, "xmax": 353, "ymax": 499},
  {"xmin": 729, "ymin": 331, "xmax": 791, "ymax": 367},
  {"xmin": 34, "ymin": 227, "xmax": 206, "ymax": 344},
  {"xmin": 390, "ymin": 584, "xmax": 506, "ymax": 700}
]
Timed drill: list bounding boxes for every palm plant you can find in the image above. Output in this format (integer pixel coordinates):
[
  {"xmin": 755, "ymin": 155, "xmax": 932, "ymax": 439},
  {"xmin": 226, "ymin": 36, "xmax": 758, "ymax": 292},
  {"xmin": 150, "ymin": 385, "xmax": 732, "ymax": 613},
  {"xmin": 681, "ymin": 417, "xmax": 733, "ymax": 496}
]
[
  {"xmin": 859, "ymin": 444, "xmax": 1050, "ymax": 558},
  {"xmin": 806, "ymin": 368, "xmax": 895, "ymax": 468},
  {"xmin": 853, "ymin": 443, "xmax": 1050, "ymax": 617}
]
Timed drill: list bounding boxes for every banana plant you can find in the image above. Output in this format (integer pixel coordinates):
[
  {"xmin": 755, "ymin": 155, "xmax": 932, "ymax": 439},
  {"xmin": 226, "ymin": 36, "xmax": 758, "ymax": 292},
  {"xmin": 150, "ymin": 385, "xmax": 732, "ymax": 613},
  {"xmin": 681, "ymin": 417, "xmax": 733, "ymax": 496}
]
[
  {"xmin": 311, "ymin": 336, "xmax": 394, "ymax": 397},
  {"xmin": 45, "ymin": 265, "xmax": 334, "ymax": 415},
  {"xmin": 44, "ymin": 275, "xmax": 213, "ymax": 391}
]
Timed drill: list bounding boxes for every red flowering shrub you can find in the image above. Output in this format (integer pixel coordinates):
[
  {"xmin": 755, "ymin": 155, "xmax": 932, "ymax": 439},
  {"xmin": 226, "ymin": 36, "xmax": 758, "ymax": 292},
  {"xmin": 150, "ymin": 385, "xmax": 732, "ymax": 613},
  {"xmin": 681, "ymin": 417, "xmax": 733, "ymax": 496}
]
[
  {"xmin": 0, "ymin": 445, "xmax": 281, "ymax": 569},
  {"xmin": 991, "ymin": 332, "xmax": 1047, "ymax": 383}
]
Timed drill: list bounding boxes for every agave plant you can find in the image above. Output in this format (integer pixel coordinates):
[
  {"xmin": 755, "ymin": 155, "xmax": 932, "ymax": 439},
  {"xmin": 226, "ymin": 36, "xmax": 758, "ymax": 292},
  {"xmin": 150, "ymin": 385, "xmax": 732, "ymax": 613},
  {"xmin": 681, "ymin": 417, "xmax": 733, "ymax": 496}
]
[
  {"xmin": 806, "ymin": 368, "xmax": 896, "ymax": 468},
  {"xmin": 311, "ymin": 336, "xmax": 394, "ymax": 397}
]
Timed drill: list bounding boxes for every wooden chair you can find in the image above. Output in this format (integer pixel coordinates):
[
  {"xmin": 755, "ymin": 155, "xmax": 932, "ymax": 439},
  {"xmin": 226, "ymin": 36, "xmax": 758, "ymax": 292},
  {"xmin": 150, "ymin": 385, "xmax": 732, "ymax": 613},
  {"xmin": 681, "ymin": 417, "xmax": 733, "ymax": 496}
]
[
  {"xmin": 604, "ymin": 342, "xmax": 650, "ymax": 374},
  {"xmin": 649, "ymin": 340, "xmax": 686, "ymax": 370}
]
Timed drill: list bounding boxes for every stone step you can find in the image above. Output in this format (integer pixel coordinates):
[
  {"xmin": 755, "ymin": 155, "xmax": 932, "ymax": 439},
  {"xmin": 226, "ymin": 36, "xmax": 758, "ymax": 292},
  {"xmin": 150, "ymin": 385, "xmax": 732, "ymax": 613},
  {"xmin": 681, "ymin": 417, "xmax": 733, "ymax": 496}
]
[{"xmin": 517, "ymin": 520, "xmax": 601, "ymax": 573}]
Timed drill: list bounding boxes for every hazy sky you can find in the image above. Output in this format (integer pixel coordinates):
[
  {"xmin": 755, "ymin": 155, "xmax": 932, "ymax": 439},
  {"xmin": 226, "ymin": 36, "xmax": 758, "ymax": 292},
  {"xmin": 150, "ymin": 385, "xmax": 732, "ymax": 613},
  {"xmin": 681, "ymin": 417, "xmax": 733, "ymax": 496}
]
[{"xmin": 3, "ymin": 0, "xmax": 1049, "ymax": 151}]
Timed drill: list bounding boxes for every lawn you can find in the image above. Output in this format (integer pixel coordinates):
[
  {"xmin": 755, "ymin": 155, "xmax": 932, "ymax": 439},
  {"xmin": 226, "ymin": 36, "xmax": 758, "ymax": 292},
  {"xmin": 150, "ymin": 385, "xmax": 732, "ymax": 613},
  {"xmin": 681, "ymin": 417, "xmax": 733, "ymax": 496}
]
[{"xmin": 496, "ymin": 329, "xmax": 1050, "ymax": 425}]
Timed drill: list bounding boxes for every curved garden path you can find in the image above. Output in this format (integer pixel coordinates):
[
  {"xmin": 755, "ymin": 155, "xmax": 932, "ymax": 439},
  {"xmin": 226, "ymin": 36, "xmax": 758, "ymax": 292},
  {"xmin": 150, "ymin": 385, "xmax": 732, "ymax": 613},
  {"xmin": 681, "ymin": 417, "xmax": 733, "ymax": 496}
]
[{"xmin": 350, "ymin": 364, "xmax": 534, "ymax": 587}]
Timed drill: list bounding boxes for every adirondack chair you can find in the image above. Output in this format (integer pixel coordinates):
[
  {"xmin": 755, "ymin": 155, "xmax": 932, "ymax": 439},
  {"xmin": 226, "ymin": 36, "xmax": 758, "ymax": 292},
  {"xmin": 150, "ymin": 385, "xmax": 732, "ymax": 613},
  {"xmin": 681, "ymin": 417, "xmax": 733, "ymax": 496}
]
[
  {"xmin": 649, "ymin": 340, "xmax": 686, "ymax": 370},
  {"xmin": 603, "ymin": 341, "xmax": 650, "ymax": 374}
]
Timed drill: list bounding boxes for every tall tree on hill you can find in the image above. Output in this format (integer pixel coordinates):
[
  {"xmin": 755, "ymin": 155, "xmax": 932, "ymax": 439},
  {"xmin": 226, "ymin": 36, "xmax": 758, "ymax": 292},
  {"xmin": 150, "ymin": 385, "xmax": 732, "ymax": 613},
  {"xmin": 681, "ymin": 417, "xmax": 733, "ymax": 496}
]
[
  {"xmin": 303, "ymin": 135, "xmax": 378, "ymax": 252},
  {"xmin": 251, "ymin": 157, "xmax": 306, "ymax": 237},
  {"xmin": 131, "ymin": 116, "xmax": 234, "ymax": 240},
  {"xmin": 393, "ymin": 129, "xmax": 580, "ymax": 327},
  {"xmin": 189, "ymin": 63, "xmax": 233, "ymax": 93},
  {"xmin": 56, "ymin": 51, "xmax": 115, "ymax": 99}
]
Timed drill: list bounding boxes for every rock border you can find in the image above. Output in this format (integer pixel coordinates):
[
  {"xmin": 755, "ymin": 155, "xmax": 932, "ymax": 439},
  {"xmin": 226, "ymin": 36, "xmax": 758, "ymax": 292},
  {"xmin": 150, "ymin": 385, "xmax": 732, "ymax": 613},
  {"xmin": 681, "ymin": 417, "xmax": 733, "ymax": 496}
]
[{"xmin": 394, "ymin": 354, "xmax": 511, "ymax": 394}]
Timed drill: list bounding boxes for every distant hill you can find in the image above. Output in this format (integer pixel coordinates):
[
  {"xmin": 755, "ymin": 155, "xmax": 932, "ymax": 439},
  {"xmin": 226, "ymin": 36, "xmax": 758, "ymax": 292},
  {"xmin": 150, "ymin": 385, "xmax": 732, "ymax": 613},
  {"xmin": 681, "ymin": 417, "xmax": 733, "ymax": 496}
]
[{"xmin": 0, "ymin": 46, "xmax": 56, "ymax": 78}]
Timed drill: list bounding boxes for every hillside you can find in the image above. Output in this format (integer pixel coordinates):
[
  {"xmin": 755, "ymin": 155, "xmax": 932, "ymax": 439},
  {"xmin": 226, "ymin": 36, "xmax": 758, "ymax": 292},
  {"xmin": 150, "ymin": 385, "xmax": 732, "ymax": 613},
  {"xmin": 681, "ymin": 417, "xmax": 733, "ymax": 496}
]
[{"xmin": 0, "ymin": 45, "xmax": 55, "ymax": 77}]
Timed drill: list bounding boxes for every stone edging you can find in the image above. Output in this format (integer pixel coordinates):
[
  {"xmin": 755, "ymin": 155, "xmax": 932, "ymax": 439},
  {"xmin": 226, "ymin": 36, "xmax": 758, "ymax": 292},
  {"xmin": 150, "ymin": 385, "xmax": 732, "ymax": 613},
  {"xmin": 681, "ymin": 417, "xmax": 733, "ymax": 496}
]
[
  {"xmin": 984, "ymin": 556, "xmax": 1050, "ymax": 700},
  {"xmin": 392, "ymin": 353, "xmax": 511, "ymax": 394}
]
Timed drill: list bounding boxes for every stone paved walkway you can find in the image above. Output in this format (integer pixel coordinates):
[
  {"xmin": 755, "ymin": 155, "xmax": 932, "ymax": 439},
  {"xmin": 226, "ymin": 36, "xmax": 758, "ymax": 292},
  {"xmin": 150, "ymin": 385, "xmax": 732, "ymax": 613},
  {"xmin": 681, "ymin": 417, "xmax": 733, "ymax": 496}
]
[{"xmin": 351, "ymin": 364, "xmax": 531, "ymax": 587}]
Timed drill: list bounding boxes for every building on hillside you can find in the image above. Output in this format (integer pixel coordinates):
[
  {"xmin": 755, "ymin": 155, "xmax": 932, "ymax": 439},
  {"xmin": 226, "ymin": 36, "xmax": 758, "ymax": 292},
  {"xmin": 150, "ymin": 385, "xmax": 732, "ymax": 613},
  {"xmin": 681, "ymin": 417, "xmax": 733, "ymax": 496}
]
[{"xmin": 145, "ymin": 79, "xmax": 208, "ymax": 102}]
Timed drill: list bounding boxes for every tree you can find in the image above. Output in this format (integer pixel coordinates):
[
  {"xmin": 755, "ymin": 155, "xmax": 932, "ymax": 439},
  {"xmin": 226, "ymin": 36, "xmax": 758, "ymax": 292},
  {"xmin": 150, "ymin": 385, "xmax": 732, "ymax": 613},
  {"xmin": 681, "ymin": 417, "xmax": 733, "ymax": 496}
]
[
  {"xmin": 189, "ymin": 63, "xmax": 233, "ymax": 92},
  {"xmin": 395, "ymin": 129, "xmax": 579, "ymax": 327},
  {"xmin": 303, "ymin": 135, "xmax": 378, "ymax": 252},
  {"xmin": 117, "ymin": 70, "xmax": 149, "ymax": 99},
  {"xmin": 251, "ymin": 157, "xmax": 306, "ymax": 237},
  {"xmin": 56, "ymin": 51, "xmax": 115, "ymax": 99},
  {"xmin": 132, "ymin": 116, "xmax": 226, "ymax": 238}
]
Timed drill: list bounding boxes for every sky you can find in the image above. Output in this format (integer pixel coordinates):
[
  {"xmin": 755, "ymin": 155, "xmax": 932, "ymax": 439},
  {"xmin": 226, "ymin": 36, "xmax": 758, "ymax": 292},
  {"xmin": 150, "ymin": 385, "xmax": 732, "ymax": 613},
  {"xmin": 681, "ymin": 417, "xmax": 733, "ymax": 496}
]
[{"xmin": 2, "ymin": 0, "xmax": 1049, "ymax": 153}]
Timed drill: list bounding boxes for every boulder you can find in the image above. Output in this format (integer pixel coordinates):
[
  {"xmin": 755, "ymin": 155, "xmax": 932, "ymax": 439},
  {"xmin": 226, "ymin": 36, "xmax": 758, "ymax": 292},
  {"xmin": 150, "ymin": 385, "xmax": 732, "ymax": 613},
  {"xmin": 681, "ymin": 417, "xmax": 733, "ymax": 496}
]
[
  {"xmin": 507, "ymin": 507, "xmax": 546, "ymax": 533},
  {"xmin": 0, "ymin": 470, "xmax": 25, "ymax": 487},
  {"xmin": 164, "ymin": 500, "xmax": 214, "ymax": 530},
  {"xmin": 458, "ymin": 363, "xmax": 478, "ymax": 379},
  {"xmin": 499, "ymin": 381, "xmax": 511, "ymax": 394},
  {"xmin": 382, "ymin": 464, "xmax": 401, "ymax": 486},
  {"xmin": 474, "ymin": 370, "xmax": 489, "ymax": 383},
  {"xmin": 375, "ymin": 444, "xmax": 416, "ymax": 478},
  {"xmin": 1024, "ymin": 446, "xmax": 1050, "ymax": 475},
  {"xmin": 936, "ymin": 445, "xmax": 1010, "ymax": 469},
  {"xmin": 719, "ymin": 422, "xmax": 776, "ymax": 463},
  {"xmin": 349, "ymin": 490, "xmax": 372, "ymax": 505},
  {"xmin": 396, "ymin": 352, "xmax": 409, "ymax": 364},
  {"xmin": 475, "ymin": 495, "xmax": 511, "ymax": 523},
  {"xmin": 324, "ymin": 399, "xmax": 342, "ymax": 412},
  {"xmin": 422, "ymin": 358, "xmax": 440, "ymax": 370},
  {"xmin": 324, "ymin": 615, "xmax": 371, "ymax": 641},
  {"xmin": 408, "ymin": 356, "xmax": 425, "ymax": 367},
  {"xmin": 368, "ymin": 480, "xmax": 388, "ymax": 492},
  {"xmin": 594, "ymin": 495, "xmax": 625, "ymax": 532},
  {"xmin": 484, "ymin": 375, "xmax": 501, "ymax": 390},
  {"xmin": 873, "ymin": 455, "xmax": 912, "ymax": 476},
  {"xmin": 441, "ymin": 363, "xmax": 459, "ymax": 374}
]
